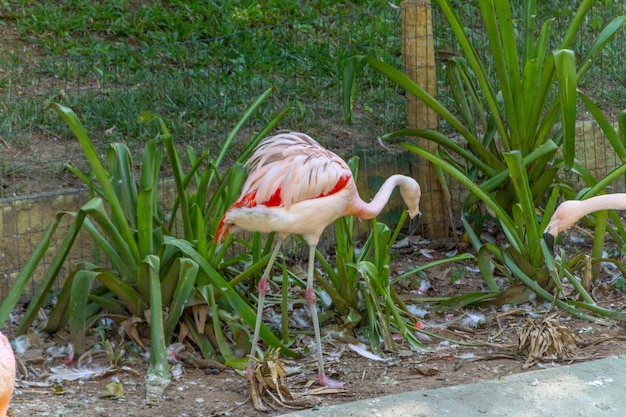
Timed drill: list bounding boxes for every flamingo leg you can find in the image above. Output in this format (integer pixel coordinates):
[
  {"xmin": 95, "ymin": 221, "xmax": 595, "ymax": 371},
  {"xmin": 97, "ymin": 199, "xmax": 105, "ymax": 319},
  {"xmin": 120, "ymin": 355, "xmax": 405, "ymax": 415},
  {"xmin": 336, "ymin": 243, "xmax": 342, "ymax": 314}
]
[
  {"xmin": 245, "ymin": 235, "xmax": 284, "ymax": 381},
  {"xmin": 304, "ymin": 245, "xmax": 345, "ymax": 388}
]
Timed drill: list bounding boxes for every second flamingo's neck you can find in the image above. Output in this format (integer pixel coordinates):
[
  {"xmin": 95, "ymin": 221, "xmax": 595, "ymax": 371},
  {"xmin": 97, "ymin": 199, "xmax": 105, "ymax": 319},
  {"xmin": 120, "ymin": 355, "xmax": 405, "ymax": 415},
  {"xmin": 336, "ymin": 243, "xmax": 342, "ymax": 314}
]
[{"xmin": 581, "ymin": 194, "xmax": 626, "ymax": 216}]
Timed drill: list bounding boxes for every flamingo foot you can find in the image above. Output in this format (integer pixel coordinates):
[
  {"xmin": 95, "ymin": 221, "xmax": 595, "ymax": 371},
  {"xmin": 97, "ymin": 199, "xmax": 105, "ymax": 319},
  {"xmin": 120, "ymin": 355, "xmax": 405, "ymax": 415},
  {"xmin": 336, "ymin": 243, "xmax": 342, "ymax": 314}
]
[
  {"xmin": 245, "ymin": 360, "xmax": 254, "ymax": 381},
  {"xmin": 318, "ymin": 372, "xmax": 345, "ymax": 388}
]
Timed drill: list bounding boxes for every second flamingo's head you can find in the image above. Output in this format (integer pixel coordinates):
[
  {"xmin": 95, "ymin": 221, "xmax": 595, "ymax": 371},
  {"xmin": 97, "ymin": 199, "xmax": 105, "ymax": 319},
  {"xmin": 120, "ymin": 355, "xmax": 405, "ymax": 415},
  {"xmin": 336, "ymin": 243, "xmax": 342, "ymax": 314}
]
[{"xmin": 543, "ymin": 200, "xmax": 582, "ymax": 252}]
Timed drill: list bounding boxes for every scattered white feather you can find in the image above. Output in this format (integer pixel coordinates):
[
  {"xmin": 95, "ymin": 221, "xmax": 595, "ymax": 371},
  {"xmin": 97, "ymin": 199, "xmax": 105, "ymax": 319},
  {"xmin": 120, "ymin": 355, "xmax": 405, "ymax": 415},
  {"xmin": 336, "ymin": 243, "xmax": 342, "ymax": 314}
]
[
  {"xmin": 12, "ymin": 334, "xmax": 30, "ymax": 355},
  {"xmin": 284, "ymin": 365, "xmax": 302, "ymax": 375},
  {"xmin": 290, "ymin": 308, "xmax": 311, "ymax": 328},
  {"xmin": 347, "ymin": 343, "xmax": 390, "ymax": 362},
  {"xmin": 98, "ymin": 317, "xmax": 116, "ymax": 327},
  {"xmin": 166, "ymin": 343, "xmax": 185, "ymax": 362},
  {"xmin": 47, "ymin": 365, "xmax": 112, "ymax": 382},
  {"xmin": 171, "ymin": 363, "xmax": 184, "ymax": 379},
  {"xmin": 412, "ymin": 279, "xmax": 431, "ymax": 295},
  {"xmin": 46, "ymin": 345, "xmax": 69, "ymax": 357},
  {"xmin": 419, "ymin": 248, "xmax": 435, "ymax": 259},
  {"xmin": 460, "ymin": 312, "xmax": 486, "ymax": 328},
  {"xmin": 406, "ymin": 304, "xmax": 428, "ymax": 318},
  {"xmin": 319, "ymin": 290, "xmax": 332, "ymax": 308},
  {"xmin": 414, "ymin": 332, "xmax": 432, "ymax": 342},
  {"xmin": 393, "ymin": 237, "xmax": 412, "ymax": 249}
]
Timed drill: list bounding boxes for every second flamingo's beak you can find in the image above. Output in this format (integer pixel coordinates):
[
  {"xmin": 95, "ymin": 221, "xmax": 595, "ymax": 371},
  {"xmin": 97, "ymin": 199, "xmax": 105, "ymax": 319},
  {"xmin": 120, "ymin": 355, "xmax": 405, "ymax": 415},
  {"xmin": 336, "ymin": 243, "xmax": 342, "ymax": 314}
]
[{"xmin": 543, "ymin": 231, "xmax": 555, "ymax": 253}]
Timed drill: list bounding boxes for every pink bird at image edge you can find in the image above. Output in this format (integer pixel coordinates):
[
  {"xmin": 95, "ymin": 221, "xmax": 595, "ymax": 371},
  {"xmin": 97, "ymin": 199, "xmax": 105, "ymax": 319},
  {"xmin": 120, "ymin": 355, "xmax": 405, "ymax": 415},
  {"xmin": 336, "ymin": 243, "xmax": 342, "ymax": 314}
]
[{"xmin": 0, "ymin": 331, "xmax": 15, "ymax": 417}]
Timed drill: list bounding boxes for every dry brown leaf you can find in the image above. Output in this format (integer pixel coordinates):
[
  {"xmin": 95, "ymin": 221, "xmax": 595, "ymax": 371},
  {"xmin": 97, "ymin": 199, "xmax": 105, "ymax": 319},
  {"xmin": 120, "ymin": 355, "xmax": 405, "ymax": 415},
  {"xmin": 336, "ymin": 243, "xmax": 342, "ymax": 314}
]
[
  {"xmin": 120, "ymin": 316, "xmax": 144, "ymax": 347},
  {"xmin": 517, "ymin": 313, "xmax": 579, "ymax": 368},
  {"xmin": 248, "ymin": 348, "xmax": 311, "ymax": 411},
  {"xmin": 101, "ymin": 381, "xmax": 124, "ymax": 398},
  {"xmin": 414, "ymin": 366, "xmax": 439, "ymax": 376},
  {"xmin": 192, "ymin": 304, "xmax": 209, "ymax": 333},
  {"xmin": 177, "ymin": 321, "xmax": 190, "ymax": 343}
]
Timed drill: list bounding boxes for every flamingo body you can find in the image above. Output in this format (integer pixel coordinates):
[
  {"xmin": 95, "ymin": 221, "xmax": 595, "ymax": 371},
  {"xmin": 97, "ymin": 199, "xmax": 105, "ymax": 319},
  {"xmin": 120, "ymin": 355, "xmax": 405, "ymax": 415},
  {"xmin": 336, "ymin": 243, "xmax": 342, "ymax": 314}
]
[
  {"xmin": 0, "ymin": 332, "xmax": 15, "ymax": 417},
  {"xmin": 544, "ymin": 193, "xmax": 626, "ymax": 250},
  {"xmin": 223, "ymin": 186, "xmax": 354, "ymax": 243},
  {"xmin": 215, "ymin": 132, "xmax": 421, "ymax": 388}
]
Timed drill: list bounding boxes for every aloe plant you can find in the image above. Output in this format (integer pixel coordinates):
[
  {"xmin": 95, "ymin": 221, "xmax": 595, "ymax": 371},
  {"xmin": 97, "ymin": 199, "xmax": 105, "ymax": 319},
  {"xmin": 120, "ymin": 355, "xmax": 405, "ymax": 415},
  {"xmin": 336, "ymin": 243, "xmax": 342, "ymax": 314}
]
[
  {"xmin": 0, "ymin": 89, "xmax": 304, "ymax": 402},
  {"xmin": 343, "ymin": 0, "xmax": 626, "ymax": 318}
]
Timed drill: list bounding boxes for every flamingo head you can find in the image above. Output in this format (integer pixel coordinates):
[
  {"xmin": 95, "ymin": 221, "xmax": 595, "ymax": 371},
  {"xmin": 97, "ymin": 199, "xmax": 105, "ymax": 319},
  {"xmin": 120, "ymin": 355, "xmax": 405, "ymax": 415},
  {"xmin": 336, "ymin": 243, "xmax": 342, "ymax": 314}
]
[
  {"xmin": 400, "ymin": 177, "xmax": 421, "ymax": 219},
  {"xmin": 543, "ymin": 200, "xmax": 581, "ymax": 252}
]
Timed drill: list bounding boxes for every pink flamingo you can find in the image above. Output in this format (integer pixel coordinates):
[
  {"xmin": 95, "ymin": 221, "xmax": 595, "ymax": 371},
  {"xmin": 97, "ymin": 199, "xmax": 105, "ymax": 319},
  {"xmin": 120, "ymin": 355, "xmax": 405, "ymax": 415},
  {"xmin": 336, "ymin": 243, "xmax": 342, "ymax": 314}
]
[
  {"xmin": 0, "ymin": 332, "xmax": 15, "ymax": 417},
  {"xmin": 215, "ymin": 132, "xmax": 421, "ymax": 388},
  {"xmin": 544, "ymin": 194, "xmax": 626, "ymax": 250}
]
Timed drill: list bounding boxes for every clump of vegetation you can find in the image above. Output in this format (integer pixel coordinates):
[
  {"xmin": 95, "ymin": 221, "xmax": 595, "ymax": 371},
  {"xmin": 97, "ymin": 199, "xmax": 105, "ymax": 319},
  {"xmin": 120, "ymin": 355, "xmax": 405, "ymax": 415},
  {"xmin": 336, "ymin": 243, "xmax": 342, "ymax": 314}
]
[
  {"xmin": 345, "ymin": 0, "xmax": 626, "ymax": 319},
  {"xmin": 0, "ymin": 88, "xmax": 471, "ymax": 403},
  {"xmin": 0, "ymin": 89, "xmax": 294, "ymax": 402}
]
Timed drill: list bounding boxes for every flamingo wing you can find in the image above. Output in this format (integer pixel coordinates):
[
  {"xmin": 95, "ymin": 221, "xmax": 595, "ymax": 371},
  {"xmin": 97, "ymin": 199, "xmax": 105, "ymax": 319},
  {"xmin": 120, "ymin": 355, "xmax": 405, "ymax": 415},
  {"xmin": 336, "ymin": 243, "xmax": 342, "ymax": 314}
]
[
  {"xmin": 243, "ymin": 132, "xmax": 352, "ymax": 208},
  {"xmin": 214, "ymin": 132, "xmax": 352, "ymax": 242}
]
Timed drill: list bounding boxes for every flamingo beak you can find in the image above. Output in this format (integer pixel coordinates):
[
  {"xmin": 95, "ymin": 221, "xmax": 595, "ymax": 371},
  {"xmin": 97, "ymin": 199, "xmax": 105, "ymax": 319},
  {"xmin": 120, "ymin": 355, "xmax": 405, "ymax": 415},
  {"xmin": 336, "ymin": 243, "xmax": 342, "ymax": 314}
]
[
  {"xmin": 407, "ymin": 212, "xmax": 421, "ymax": 236},
  {"xmin": 543, "ymin": 231, "xmax": 555, "ymax": 253}
]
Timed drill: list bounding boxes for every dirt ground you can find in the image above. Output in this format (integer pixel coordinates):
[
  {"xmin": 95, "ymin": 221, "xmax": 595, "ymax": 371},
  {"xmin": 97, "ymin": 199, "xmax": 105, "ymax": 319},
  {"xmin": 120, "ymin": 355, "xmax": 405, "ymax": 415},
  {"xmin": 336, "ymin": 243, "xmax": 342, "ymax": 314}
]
[
  {"xmin": 2, "ymin": 80, "xmax": 626, "ymax": 417},
  {"xmin": 6, "ymin": 231, "xmax": 626, "ymax": 417},
  {"xmin": 2, "ymin": 127, "xmax": 626, "ymax": 416}
]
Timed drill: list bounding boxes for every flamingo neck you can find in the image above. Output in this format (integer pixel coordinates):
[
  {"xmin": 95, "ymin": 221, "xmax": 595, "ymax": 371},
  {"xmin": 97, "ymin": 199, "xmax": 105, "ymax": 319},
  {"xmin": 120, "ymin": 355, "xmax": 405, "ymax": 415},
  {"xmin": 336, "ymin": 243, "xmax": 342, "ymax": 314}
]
[
  {"xmin": 347, "ymin": 175, "xmax": 407, "ymax": 220},
  {"xmin": 581, "ymin": 194, "xmax": 626, "ymax": 215},
  {"xmin": 554, "ymin": 193, "xmax": 626, "ymax": 235}
]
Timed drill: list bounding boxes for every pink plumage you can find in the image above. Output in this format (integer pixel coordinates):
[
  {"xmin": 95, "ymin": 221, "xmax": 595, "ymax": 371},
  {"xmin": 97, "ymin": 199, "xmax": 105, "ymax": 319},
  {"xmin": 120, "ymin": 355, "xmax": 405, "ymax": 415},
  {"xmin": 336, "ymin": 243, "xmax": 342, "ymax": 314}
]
[
  {"xmin": 215, "ymin": 132, "xmax": 421, "ymax": 387},
  {"xmin": 215, "ymin": 132, "xmax": 354, "ymax": 243},
  {"xmin": 0, "ymin": 331, "xmax": 15, "ymax": 417}
]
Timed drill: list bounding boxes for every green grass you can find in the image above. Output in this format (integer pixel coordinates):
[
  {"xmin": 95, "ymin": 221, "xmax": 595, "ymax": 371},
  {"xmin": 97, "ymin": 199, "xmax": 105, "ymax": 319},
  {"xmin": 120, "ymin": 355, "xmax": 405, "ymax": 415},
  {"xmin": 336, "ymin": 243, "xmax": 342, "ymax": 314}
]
[
  {"xmin": 0, "ymin": 0, "xmax": 405, "ymax": 155},
  {"xmin": 0, "ymin": 0, "xmax": 624, "ymax": 162}
]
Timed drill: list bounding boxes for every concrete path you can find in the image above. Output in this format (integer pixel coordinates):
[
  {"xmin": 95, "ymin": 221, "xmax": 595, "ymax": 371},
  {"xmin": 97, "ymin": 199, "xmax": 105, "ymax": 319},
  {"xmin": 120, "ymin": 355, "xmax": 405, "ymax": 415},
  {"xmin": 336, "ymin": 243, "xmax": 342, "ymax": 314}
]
[{"xmin": 283, "ymin": 355, "xmax": 626, "ymax": 416}]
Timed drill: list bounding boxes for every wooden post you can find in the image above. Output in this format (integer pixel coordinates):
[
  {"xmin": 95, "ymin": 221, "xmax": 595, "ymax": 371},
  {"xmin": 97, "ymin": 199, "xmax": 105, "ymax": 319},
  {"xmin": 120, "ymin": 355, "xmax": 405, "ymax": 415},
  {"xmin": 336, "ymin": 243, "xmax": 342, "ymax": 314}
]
[{"xmin": 401, "ymin": 0, "xmax": 451, "ymax": 238}]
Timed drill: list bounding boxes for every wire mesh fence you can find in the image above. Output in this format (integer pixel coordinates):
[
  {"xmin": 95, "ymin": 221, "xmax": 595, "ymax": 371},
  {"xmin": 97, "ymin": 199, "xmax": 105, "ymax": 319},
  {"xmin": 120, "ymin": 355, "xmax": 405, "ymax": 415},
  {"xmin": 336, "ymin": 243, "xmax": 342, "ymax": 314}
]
[{"xmin": 1, "ymin": 1, "xmax": 625, "ymax": 298}]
